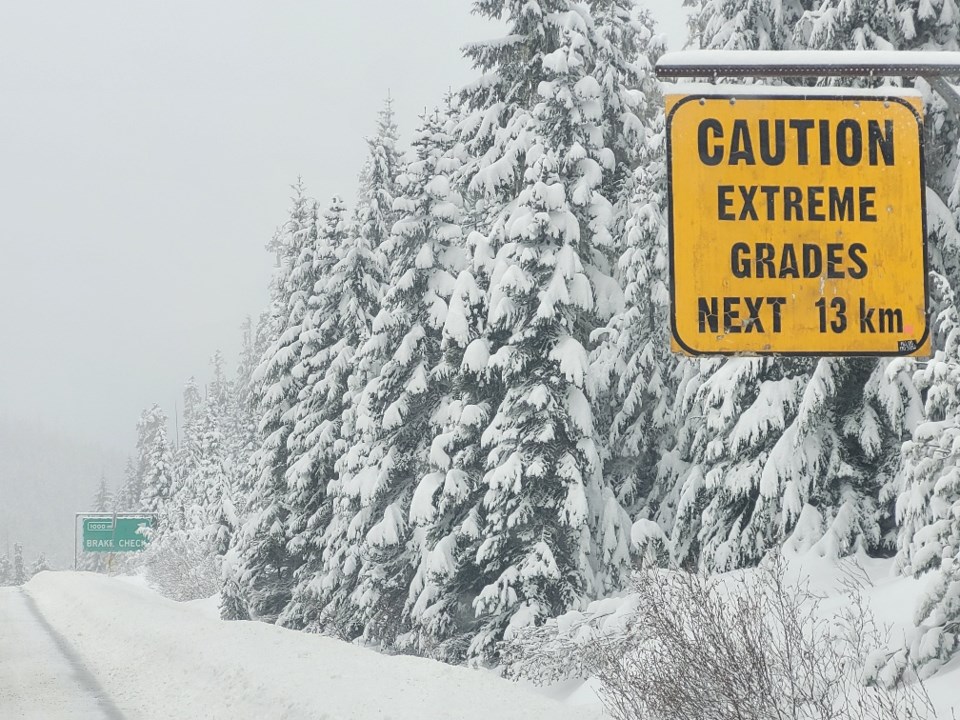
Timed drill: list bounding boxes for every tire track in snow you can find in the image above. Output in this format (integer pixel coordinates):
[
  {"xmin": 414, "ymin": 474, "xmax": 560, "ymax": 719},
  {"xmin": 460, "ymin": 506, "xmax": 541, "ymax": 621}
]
[{"xmin": 5, "ymin": 588, "xmax": 126, "ymax": 720}]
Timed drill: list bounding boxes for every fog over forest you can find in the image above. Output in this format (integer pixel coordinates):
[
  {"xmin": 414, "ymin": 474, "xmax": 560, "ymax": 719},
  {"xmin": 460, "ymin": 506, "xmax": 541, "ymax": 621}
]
[{"xmin": 0, "ymin": 0, "xmax": 685, "ymax": 568}]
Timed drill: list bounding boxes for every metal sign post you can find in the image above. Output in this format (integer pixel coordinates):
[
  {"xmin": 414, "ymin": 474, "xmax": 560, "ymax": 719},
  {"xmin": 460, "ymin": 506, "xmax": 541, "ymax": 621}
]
[{"xmin": 654, "ymin": 51, "xmax": 960, "ymax": 114}]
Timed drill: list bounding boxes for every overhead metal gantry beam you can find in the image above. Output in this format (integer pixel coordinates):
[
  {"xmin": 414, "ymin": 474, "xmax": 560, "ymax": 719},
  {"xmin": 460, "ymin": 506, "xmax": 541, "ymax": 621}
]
[
  {"xmin": 654, "ymin": 50, "xmax": 960, "ymax": 116},
  {"xmin": 655, "ymin": 50, "xmax": 960, "ymax": 79}
]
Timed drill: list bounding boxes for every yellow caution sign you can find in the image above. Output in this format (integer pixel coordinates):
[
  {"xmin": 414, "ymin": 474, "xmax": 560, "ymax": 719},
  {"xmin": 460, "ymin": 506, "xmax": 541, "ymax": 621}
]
[{"xmin": 667, "ymin": 94, "xmax": 929, "ymax": 356}]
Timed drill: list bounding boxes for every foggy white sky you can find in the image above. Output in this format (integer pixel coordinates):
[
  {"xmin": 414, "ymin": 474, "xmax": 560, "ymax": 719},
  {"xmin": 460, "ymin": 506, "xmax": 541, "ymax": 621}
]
[{"xmin": 0, "ymin": 1, "xmax": 688, "ymax": 494}]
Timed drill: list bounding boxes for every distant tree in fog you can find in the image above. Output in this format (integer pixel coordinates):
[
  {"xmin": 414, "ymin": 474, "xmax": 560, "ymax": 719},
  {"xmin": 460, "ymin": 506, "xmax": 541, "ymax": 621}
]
[
  {"xmin": 30, "ymin": 552, "xmax": 50, "ymax": 576},
  {"xmin": 93, "ymin": 474, "xmax": 113, "ymax": 513},
  {"xmin": 12, "ymin": 543, "xmax": 26, "ymax": 585}
]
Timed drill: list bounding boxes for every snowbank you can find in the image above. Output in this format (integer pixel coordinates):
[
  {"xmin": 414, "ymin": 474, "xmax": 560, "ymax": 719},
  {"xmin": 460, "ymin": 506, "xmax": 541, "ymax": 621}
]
[{"xmin": 25, "ymin": 571, "xmax": 602, "ymax": 720}]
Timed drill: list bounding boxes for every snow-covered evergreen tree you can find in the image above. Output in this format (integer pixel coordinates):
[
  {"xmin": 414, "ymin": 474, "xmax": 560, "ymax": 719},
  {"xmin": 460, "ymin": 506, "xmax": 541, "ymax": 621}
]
[
  {"xmin": 471, "ymin": 150, "xmax": 607, "ymax": 657},
  {"xmin": 684, "ymin": 0, "xmax": 811, "ymax": 52},
  {"xmin": 444, "ymin": 0, "xmax": 660, "ymax": 661},
  {"xmin": 169, "ymin": 378, "xmax": 204, "ymax": 530},
  {"xmin": 138, "ymin": 405, "xmax": 175, "ymax": 520},
  {"xmin": 586, "ymin": 4, "xmax": 674, "ymax": 584},
  {"xmin": 328, "ymin": 105, "xmax": 468, "ymax": 648},
  {"xmin": 225, "ymin": 316, "xmax": 272, "ymax": 517},
  {"xmin": 30, "ymin": 552, "xmax": 50, "ymax": 576},
  {"xmin": 402, "ymin": 98, "xmax": 494, "ymax": 660},
  {"xmin": 356, "ymin": 96, "xmax": 402, "ymax": 264},
  {"xmin": 181, "ymin": 376, "xmax": 203, "ymax": 445},
  {"xmin": 403, "ymin": 286, "xmax": 492, "ymax": 660},
  {"xmin": 115, "ymin": 459, "xmax": 139, "ymax": 512},
  {"xmin": 278, "ymin": 196, "xmax": 354, "ymax": 629},
  {"xmin": 667, "ymin": 354, "xmax": 925, "ymax": 571},
  {"xmin": 230, "ymin": 180, "xmax": 319, "ymax": 622},
  {"xmin": 895, "ymin": 277, "xmax": 960, "ymax": 674},
  {"xmin": 589, "ymin": 1, "xmax": 662, "ymax": 207},
  {"xmin": 0, "ymin": 555, "xmax": 11, "ymax": 586},
  {"xmin": 142, "ymin": 360, "xmax": 234, "ymax": 602},
  {"xmin": 12, "ymin": 543, "xmax": 25, "ymax": 585},
  {"xmin": 93, "ymin": 474, "xmax": 113, "ymax": 514},
  {"xmin": 79, "ymin": 475, "xmax": 115, "ymax": 573},
  {"xmin": 844, "ymin": 0, "xmax": 960, "ymax": 677},
  {"xmin": 591, "ymin": 155, "xmax": 673, "ymax": 576},
  {"xmin": 796, "ymin": 0, "xmax": 959, "ymax": 56},
  {"xmin": 305, "ymin": 114, "xmax": 401, "ymax": 635},
  {"xmin": 230, "ymin": 319, "xmax": 262, "ymax": 477},
  {"xmin": 134, "ymin": 397, "xmax": 223, "ymax": 596},
  {"xmin": 201, "ymin": 351, "xmax": 236, "ymax": 558},
  {"xmin": 221, "ymin": 315, "xmax": 272, "ymax": 622}
]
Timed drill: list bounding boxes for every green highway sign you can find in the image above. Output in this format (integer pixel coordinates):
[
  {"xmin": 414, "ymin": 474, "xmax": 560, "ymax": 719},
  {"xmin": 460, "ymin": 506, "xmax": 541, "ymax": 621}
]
[{"xmin": 81, "ymin": 516, "xmax": 153, "ymax": 553}]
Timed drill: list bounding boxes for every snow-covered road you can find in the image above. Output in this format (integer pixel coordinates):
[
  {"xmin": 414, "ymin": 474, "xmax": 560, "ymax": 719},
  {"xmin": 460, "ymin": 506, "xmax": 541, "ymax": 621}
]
[
  {"xmin": 11, "ymin": 572, "xmax": 601, "ymax": 720},
  {"xmin": 0, "ymin": 587, "xmax": 123, "ymax": 719}
]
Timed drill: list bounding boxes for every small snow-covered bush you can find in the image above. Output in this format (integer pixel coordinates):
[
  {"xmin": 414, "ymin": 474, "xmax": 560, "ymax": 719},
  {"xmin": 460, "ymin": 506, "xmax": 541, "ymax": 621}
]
[
  {"xmin": 503, "ymin": 555, "xmax": 936, "ymax": 720},
  {"xmin": 142, "ymin": 531, "xmax": 220, "ymax": 602}
]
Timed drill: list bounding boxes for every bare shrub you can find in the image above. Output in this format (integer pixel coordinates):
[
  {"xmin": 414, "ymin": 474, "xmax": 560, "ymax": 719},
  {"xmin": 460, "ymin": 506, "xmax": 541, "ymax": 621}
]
[
  {"xmin": 505, "ymin": 554, "xmax": 938, "ymax": 720},
  {"xmin": 142, "ymin": 532, "xmax": 221, "ymax": 602}
]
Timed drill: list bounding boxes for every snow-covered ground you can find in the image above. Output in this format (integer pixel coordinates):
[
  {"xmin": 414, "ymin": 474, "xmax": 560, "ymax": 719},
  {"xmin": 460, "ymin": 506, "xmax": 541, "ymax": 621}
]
[
  {"xmin": 0, "ymin": 587, "xmax": 120, "ymax": 719},
  {"xmin": 16, "ymin": 555, "xmax": 960, "ymax": 720},
  {"xmin": 23, "ymin": 571, "xmax": 602, "ymax": 720}
]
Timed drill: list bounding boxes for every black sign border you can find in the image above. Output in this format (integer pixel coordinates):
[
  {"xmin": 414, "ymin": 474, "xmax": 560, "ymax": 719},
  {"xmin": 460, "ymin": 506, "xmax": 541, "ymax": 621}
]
[{"xmin": 666, "ymin": 93, "xmax": 929, "ymax": 357}]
